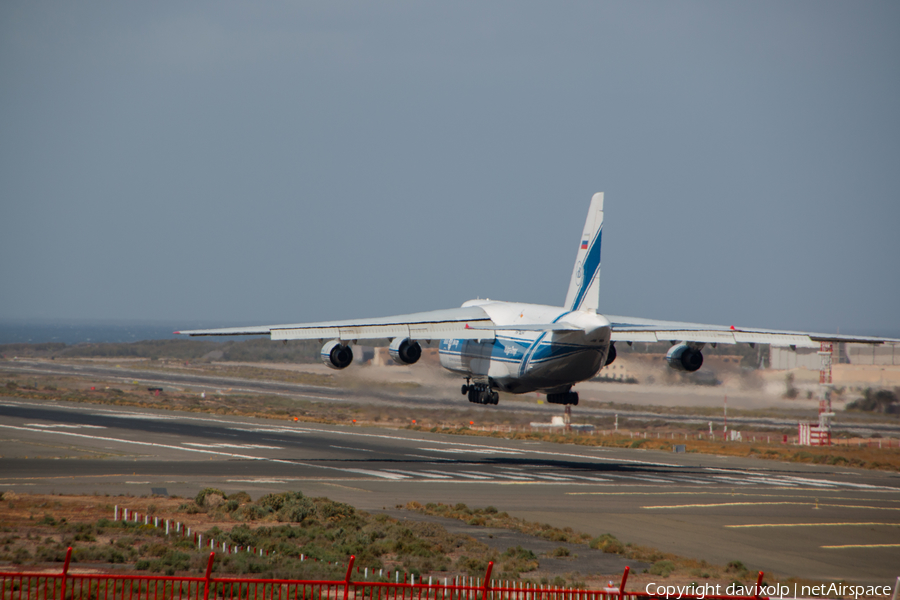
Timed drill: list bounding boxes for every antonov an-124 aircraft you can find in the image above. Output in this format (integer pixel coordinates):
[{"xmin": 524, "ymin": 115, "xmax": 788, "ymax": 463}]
[{"xmin": 177, "ymin": 193, "xmax": 899, "ymax": 406}]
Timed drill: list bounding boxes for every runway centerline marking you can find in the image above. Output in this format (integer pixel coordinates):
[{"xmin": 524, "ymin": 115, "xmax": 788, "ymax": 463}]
[
  {"xmin": 725, "ymin": 522, "xmax": 900, "ymax": 528},
  {"xmin": 182, "ymin": 443, "xmax": 283, "ymax": 450},
  {"xmin": 821, "ymin": 544, "xmax": 900, "ymax": 549},
  {"xmin": 569, "ymin": 491, "xmax": 900, "ymax": 501},
  {"xmin": 24, "ymin": 423, "xmax": 105, "ymax": 429},
  {"xmin": 643, "ymin": 502, "xmax": 900, "ymax": 510},
  {"xmin": 420, "ymin": 447, "xmax": 523, "ymax": 455},
  {"xmin": 330, "ymin": 445, "xmax": 373, "ymax": 452}
]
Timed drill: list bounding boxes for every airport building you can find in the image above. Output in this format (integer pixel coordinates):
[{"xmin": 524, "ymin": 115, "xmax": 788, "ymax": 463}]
[{"xmin": 770, "ymin": 342, "xmax": 900, "ymax": 386}]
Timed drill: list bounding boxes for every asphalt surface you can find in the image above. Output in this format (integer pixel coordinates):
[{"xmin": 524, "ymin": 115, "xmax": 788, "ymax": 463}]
[
  {"xmin": 3, "ymin": 360, "xmax": 898, "ymax": 435},
  {"xmin": 1, "ymin": 396, "xmax": 899, "ymax": 584}
]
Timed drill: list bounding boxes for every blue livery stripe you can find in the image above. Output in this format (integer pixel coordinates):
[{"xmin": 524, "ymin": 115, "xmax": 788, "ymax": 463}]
[{"xmin": 570, "ymin": 227, "xmax": 602, "ymax": 310}]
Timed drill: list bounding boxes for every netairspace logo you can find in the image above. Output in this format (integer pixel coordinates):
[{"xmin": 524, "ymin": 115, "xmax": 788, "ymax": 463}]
[{"xmin": 644, "ymin": 583, "xmax": 895, "ymax": 599}]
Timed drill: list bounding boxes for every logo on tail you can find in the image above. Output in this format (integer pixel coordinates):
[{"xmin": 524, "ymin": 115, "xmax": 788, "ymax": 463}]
[{"xmin": 564, "ymin": 192, "xmax": 604, "ymax": 312}]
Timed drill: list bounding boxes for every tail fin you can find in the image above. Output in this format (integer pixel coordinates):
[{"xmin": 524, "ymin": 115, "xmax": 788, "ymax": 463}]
[{"xmin": 564, "ymin": 192, "xmax": 604, "ymax": 312}]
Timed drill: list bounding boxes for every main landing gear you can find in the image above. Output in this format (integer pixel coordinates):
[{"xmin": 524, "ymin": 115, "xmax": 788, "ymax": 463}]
[{"xmin": 461, "ymin": 380, "xmax": 499, "ymax": 405}]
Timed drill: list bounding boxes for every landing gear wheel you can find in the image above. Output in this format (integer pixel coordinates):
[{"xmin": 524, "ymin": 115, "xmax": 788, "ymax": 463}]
[{"xmin": 466, "ymin": 382, "xmax": 497, "ymax": 405}]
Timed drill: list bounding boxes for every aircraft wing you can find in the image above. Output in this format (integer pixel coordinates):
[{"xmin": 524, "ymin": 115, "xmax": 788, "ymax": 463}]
[
  {"xmin": 175, "ymin": 306, "xmax": 498, "ymax": 342},
  {"xmin": 607, "ymin": 315, "xmax": 900, "ymax": 347},
  {"xmin": 464, "ymin": 323, "xmax": 582, "ymax": 332}
]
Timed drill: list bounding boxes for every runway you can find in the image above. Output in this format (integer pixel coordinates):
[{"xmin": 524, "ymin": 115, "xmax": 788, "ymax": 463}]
[
  {"xmin": 1, "ymin": 396, "xmax": 899, "ymax": 583},
  {"xmin": 4, "ymin": 359, "xmax": 899, "ymax": 435}
]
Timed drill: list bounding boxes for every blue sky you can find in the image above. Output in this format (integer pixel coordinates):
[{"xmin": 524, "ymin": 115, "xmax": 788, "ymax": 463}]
[{"xmin": 1, "ymin": 1, "xmax": 898, "ymax": 337}]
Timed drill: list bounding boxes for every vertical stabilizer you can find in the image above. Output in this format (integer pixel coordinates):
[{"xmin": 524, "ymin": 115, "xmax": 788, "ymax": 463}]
[{"xmin": 564, "ymin": 192, "xmax": 604, "ymax": 312}]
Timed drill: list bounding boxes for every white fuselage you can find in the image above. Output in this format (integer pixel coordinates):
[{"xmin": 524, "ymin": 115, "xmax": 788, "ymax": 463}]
[{"xmin": 438, "ymin": 299, "xmax": 611, "ymax": 394}]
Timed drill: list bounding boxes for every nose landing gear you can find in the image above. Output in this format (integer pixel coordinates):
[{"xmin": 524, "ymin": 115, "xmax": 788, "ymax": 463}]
[{"xmin": 461, "ymin": 379, "xmax": 499, "ymax": 405}]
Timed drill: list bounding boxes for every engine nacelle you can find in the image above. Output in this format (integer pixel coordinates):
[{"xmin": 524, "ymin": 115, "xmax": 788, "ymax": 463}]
[
  {"xmin": 666, "ymin": 343, "xmax": 703, "ymax": 372},
  {"xmin": 321, "ymin": 340, "xmax": 353, "ymax": 370},
  {"xmin": 605, "ymin": 342, "xmax": 617, "ymax": 366},
  {"xmin": 389, "ymin": 337, "xmax": 422, "ymax": 365}
]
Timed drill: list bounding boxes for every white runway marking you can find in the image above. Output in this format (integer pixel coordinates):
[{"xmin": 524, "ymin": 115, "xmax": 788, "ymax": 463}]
[
  {"xmin": 231, "ymin": 427, "xmax": 303, "ymax": 434},
  {"xmin": 667, "ymin": 476, "xmax": 714, "ymax": 485},
  {"xmin": 608, "ymin": 474, "xmax": 672, "ymax": 483},
  {"xmin": 420, "ymin": 447, "xmax": 524, "ymax": 455},
  {"xmin": 404, "ymin": 453, "xmax": 453, "ymax": 461},
  {"xmin": 182, "ymin": 443, "xmax": 283, "ymax": 450},
  {"xmin": 552, "ymin": 474, "xmax": 613, "ymax": 482},
  {"xmin": 0, "ymin": 423, "xmax": 339, "ymax": 473},
  {"xmin": 423, "ymin": 470, "xmax": 491, "ymax": 480},
  {"xmin": 2, "ymin": 399, "xmax": 680, "ymax": 467},
  {"xmin": 460, "ymin": 471, "xmax": 530, "ymax": 480},
  {"xmin": 527, "ymin": 473, "xmax": 575, "ymax": 481},
  {"xmin": 227, "ymin": 479, "xmax": 292, "ymax": 484},
  {"xmin": 341, "ymin": 469, "xmax": 409, "ymax": 480},
  {"xmin": 24, "ymin": 423, "xmax": 105, "ymax": 429},
  {"xmin": 330, "ymin": 445, "xmax": 373, "ymax": 452},
  {"xmin": 709, "ymin": 476, "xmax": 755, "ymax": 485},
  {"xmin": 7, "ymin": 398, "xmax": 898, "ymax": 491},
  {"xmin": 382, "ymin": 470, "xmax": 452, "ymax": 479}
]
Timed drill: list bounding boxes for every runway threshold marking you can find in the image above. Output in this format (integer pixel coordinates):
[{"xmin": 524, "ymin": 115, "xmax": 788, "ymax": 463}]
[
  {"xmin": 569, "ymin": 491, "xmax": 900, "ymax": 502},
  {"xmin": 726, "ymin": 522, "xmax": 900, "ymax": 528},
  {"xmin": 704, "ymin": 468, "xmax": 890, "ymax": 490},
  {"xmin": 643, "ymin": 502, "xmax": 900, "ymax": 510},
  {"xmin": 821, "ymin": 544, "xmax": 900, "ymax": 549},
  {"xmin": 0, "ymin": 423, "xmax": 375, "ymax": 478}
]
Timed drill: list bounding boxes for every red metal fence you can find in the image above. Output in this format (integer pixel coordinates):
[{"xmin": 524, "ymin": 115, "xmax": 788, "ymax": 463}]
[{"xmin": 1, "ymin": 549, "xmax": 769, "ymax": 600}]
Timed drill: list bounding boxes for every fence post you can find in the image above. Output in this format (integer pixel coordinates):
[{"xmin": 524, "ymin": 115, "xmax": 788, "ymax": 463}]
[
  {"xmin": 344, "ymin": 555, "xmax": 356, "ymax": 600},
  {"xmin": 203, "ymin": 552, "xmax": 216, "ymax": 600},
  {"xmin": 619, "ymin": 566, "xmax": 630, "ymax": 597},
  {"xmin": 481, "ymin": 562, "xmax": 494, "ymax": 600},
  {"xmin": 755, "ymin": 572, "xmax": 764, "ymax": 598},
  {"xmin": 60, "ymin": 547, "xmax": 72, "ymax": 600}
]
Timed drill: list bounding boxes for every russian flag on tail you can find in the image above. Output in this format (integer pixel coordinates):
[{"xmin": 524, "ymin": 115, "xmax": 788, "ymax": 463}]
[{"xmin": 580, "ymin": 239, "xmax": 589, "ymax": 250}]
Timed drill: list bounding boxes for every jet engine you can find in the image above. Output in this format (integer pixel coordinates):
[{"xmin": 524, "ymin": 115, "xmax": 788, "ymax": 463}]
[
  {"xmin": 666, "ymin": 343, "xmax": 703, "ymax": 372},
  {"xmin": 321, "ymin": 340, "xmax": 353, "ymax": 370},
  {"xmin": 389, "ymin": 337, "xmax": 422, "ymax": 365},
  {"xmin": 605, "ymin": 342, "xmax": 617, "ymax": 366}
]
